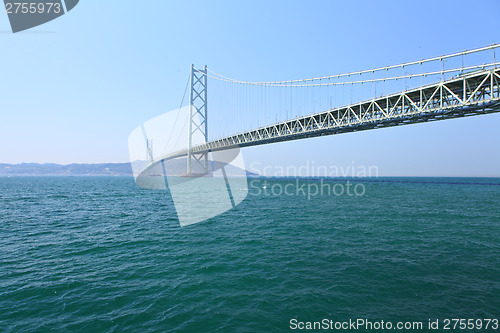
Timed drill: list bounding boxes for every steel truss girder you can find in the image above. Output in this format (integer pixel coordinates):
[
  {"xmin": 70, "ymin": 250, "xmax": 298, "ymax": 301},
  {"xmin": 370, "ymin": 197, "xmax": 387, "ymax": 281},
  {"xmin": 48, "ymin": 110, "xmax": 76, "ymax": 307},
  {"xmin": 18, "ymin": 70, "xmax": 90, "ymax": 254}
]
[{"xmin": 192, "ymin": 68, "xmax": 500, "ymax": 154}]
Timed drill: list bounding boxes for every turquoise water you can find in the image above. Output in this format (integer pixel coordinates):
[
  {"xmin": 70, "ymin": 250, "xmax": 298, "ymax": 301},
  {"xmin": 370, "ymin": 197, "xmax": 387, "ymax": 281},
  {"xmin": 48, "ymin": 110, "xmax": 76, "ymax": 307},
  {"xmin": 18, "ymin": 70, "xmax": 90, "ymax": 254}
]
[{"xmin": 1, "ymin": 177, "xmax": 499, "ymax": 332}]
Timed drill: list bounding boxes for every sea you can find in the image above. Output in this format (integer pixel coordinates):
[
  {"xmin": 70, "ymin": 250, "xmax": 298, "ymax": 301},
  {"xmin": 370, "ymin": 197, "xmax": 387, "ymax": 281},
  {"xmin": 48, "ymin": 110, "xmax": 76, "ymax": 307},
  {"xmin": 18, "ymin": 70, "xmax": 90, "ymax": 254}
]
[{"xmin": 1, "ymin": 176, "xmax": 499, "ymax": 332}]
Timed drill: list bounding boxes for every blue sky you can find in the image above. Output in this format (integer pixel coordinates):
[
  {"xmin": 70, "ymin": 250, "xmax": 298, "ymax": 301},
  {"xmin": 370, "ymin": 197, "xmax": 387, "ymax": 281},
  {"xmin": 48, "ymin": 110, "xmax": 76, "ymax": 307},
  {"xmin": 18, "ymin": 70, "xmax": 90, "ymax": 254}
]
[{"xmin": 0, "ymin": 0, "xmax": 499, "ymax": 176}]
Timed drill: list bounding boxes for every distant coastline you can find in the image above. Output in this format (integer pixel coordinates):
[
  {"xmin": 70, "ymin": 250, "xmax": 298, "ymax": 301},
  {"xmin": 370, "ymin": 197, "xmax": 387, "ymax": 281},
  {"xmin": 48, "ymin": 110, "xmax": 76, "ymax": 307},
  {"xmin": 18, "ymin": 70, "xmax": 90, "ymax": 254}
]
[
  {"xmin": 0, "ymin": 163, "xmax": 134, "ymax": 176},
  {"xmin": 1, "ymin": 163, "xmax": 499, "ymax": 180},
  {"xmin": 0, "ymin": 162, "xmax": 259, "ymax": 177}
]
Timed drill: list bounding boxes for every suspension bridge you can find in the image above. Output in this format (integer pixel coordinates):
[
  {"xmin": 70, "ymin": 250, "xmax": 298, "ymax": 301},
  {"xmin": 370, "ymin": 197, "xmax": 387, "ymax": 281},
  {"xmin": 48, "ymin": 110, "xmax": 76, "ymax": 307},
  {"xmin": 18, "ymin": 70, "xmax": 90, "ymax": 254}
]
[{"xmin": 137, "ymin": 44, "xmax": 500, "ymax": 178}]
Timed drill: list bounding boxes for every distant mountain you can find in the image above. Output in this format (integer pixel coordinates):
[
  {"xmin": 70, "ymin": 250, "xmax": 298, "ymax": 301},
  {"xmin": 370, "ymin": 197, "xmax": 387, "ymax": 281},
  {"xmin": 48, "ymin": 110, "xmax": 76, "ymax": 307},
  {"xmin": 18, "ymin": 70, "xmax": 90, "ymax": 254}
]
[
  {"xmin": 0, "ymin": 163, "xmax": 133, "ymax": 176},
  {"xmin": 0, "ymin": 161, "xmax": 259, "ymax": 177}
]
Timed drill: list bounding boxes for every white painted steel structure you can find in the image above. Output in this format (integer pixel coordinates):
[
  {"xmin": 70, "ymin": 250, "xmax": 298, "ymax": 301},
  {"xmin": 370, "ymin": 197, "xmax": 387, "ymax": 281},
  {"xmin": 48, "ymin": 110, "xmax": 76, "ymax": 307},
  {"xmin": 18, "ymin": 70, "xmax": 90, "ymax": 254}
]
[
  {"xmin": 140, "ymin": 45, "xmax": 500, "ymax": 175},
  {"xmin": 195, "ymin": 68, "xmax": 500, "ymax": 153}
]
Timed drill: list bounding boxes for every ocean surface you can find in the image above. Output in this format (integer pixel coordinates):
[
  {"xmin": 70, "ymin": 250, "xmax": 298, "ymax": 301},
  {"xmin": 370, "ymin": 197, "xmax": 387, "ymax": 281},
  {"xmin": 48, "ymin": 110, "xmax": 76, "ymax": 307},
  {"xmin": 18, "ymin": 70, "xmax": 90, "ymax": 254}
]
[{"xmin": 1, "ymin": 176, "xmax": 499, "ymax": 332}]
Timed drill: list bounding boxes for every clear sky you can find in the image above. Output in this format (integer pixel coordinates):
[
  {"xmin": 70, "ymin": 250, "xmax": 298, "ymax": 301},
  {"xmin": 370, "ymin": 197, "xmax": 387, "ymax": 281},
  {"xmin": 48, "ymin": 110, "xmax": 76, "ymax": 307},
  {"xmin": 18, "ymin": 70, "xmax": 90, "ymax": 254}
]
[{"xmin": 1, "ymin": 0, "xmax": 499, "ymax": 176}]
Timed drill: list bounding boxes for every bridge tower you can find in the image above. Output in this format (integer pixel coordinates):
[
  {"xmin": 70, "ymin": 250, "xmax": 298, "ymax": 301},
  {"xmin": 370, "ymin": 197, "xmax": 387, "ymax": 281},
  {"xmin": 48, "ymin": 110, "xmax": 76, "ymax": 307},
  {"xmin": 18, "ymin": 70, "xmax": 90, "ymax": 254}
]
[{"xmin": 186, "ymin": 65, "xmax": 209, "ymax": 175}]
